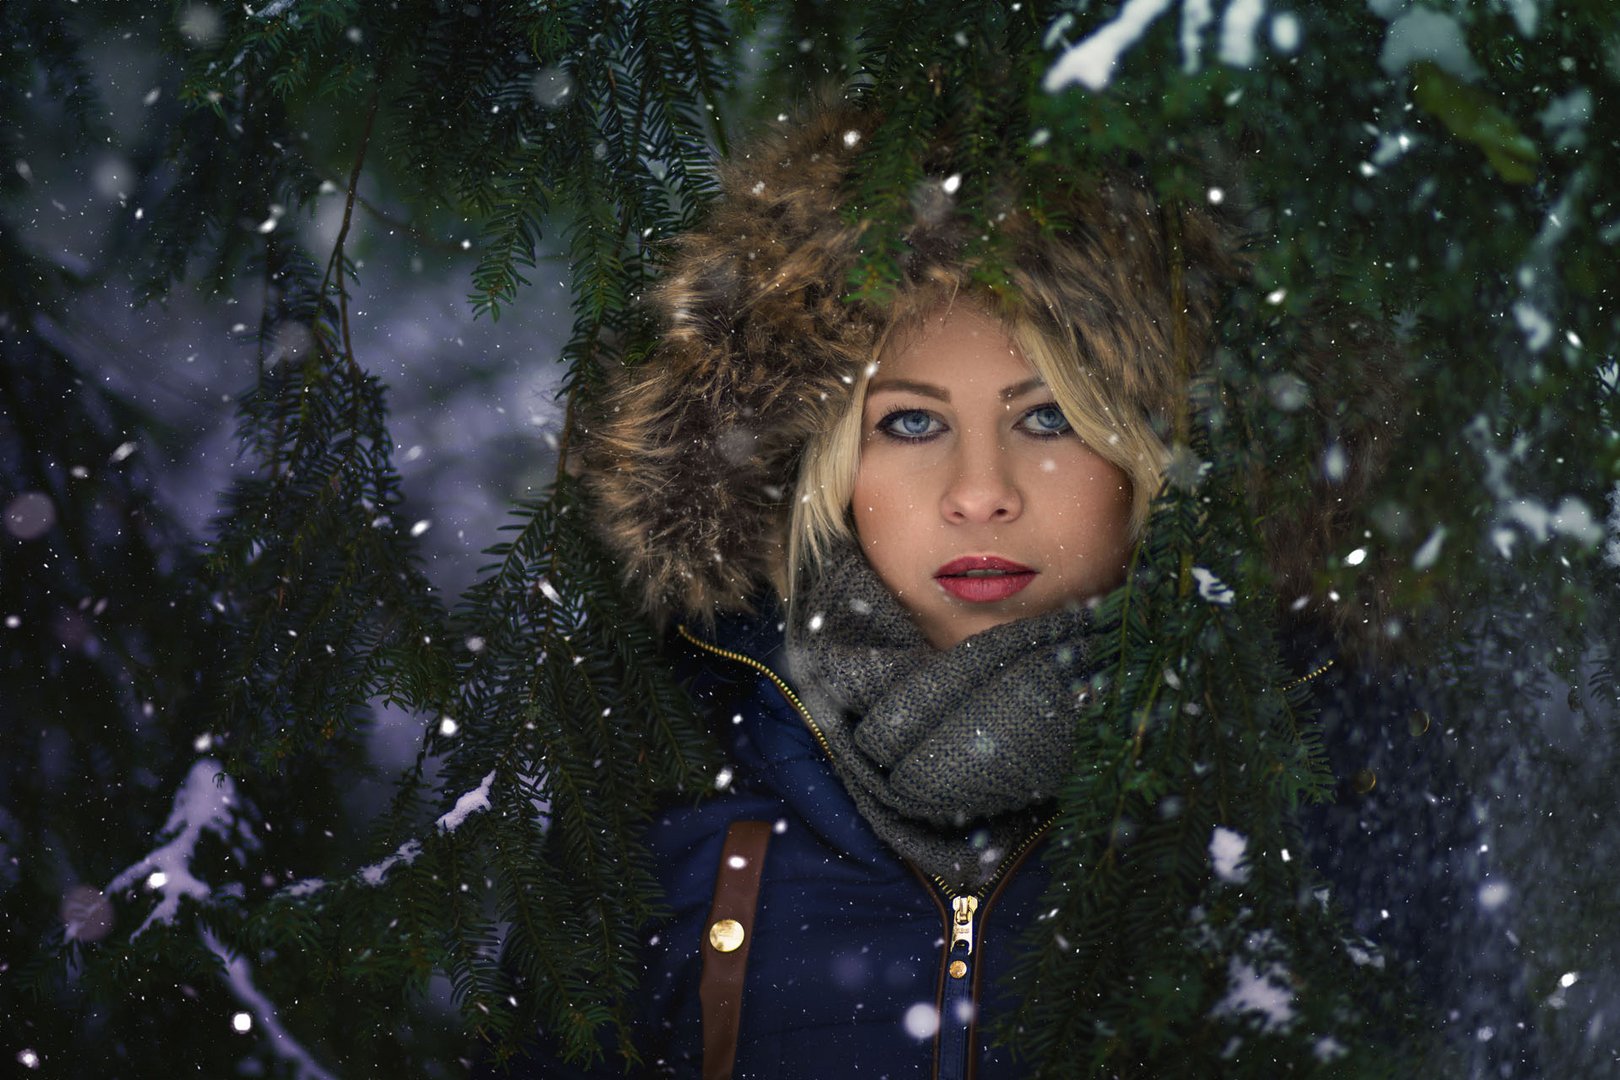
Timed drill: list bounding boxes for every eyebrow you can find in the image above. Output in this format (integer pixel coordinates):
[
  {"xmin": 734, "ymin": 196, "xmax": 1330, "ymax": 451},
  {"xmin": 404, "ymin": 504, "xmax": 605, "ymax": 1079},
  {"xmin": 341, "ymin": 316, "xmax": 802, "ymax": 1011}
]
[
  {"xmin": 866, "ymin": 378, "xmax": 948, "ymax": 401},
  {"xmin": 865, "ymin": 376, "xmax": 1048, "ymax": 403},
  {"xmin": 998, "ymin": 377, "xmax": 1047, "ymax": 401}
]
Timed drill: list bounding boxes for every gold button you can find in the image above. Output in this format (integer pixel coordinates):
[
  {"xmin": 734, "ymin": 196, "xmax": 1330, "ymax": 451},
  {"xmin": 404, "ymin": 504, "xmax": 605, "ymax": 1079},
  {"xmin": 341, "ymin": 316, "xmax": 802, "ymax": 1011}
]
[
  {"xmin": 708, "ymin": 918, "xmax": 745, "ymax": 953},
  {"xmin": 949, "ymin": 960, "xmax": 968, "ymax": 979}
]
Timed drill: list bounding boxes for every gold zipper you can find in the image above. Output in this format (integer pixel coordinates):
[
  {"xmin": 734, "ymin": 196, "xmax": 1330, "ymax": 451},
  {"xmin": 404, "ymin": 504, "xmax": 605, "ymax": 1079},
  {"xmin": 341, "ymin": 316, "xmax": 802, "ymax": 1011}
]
[
  {"xmin": 928, "ymin": 809, "xmax": 1059, "ymax": 904},
  {"xmin": 950, "ymin": 895, "xmax": 979, "ymax": 954},
  {"xmin": 676, "ymin": 625, "xmax": 835, "ymax": 760},
  {"xmin": 1282, "ymin": 659, "xmax": 1335, "ymax": 691},
  {"xmin": 678, "ymin": 624, "xmax": 1059, "ymax": 908}
]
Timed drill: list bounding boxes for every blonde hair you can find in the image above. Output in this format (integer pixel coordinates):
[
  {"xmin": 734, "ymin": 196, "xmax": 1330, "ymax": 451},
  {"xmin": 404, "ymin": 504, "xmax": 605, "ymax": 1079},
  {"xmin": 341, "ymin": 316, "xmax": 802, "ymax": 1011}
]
[{"xmin": 786, "ymin": 284, "xmax": 1170, "ymax": 598}]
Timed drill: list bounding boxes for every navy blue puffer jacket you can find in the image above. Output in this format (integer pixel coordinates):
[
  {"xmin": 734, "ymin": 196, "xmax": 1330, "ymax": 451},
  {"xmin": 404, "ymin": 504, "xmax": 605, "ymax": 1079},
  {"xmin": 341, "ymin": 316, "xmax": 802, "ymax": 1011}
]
[
  {"xmin": 494, "ymin": 614, "xmax": 1542, "ymax": 1078},
  {"xmin": 514, "ymin": 610, "xmax": 1055, "ymax": 1079}
]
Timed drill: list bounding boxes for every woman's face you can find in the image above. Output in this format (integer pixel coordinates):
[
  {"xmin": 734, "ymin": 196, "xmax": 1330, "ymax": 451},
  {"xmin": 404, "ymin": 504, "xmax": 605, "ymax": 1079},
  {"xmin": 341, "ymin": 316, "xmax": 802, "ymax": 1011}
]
[{"xmin": 851, "ymin": 304, "xmax": 1134, "ymax": 650}]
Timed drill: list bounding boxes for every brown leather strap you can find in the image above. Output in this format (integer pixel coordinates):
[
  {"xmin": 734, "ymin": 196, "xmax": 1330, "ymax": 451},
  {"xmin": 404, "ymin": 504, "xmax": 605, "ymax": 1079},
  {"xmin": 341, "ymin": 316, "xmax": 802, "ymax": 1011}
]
[{"xmin": 700, "ymin": 820, "xmax": 772, "ymax": 1080}]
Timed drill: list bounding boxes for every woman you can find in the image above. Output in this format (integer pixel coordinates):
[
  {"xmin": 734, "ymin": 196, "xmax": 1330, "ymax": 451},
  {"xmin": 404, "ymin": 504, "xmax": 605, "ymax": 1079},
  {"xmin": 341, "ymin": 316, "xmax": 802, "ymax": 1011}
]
[
  {"xmin": 551, "ymin": 109, "xmax": 1234, "ymax": 1078},
  {"xmin": 528, "ymin": 111, "xmax": 1399, "ymax": 1077}
]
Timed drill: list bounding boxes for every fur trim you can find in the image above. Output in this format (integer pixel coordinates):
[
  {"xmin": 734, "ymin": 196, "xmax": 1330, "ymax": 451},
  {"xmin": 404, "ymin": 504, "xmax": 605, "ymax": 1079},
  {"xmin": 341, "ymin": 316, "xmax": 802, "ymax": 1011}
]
[{"xmin": 581, "ymin": 110, "xmax": 1249, "ymax": 621}]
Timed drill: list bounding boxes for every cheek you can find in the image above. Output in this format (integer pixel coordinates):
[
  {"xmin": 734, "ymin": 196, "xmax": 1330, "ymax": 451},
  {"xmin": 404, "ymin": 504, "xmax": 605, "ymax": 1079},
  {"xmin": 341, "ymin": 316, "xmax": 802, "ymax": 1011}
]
[
  {"xmin": 850, "ymin": 470, "xmax": 893, "ymax": 550},
  {"xmin": 850, "ymin": 456, "xmax": 918, "ymax": 579},
  {"xmin": 851, "ymin": 450, "xmax": 901, "ymax": 529},
  {"xmin": 1082, "ymin": 466, "xmax": 1132, "ymax": 519},
  {"xmin": 1048, "ymin": 462, "xmax": 1134, "ymax": 553}
]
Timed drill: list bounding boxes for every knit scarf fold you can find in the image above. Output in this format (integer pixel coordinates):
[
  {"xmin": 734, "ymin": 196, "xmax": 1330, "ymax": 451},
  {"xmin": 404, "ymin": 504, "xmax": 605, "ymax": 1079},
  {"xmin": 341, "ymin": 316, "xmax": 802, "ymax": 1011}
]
[{"xmin": 784, "ymin": 542, "xmax": 1097, "ymax": 892}]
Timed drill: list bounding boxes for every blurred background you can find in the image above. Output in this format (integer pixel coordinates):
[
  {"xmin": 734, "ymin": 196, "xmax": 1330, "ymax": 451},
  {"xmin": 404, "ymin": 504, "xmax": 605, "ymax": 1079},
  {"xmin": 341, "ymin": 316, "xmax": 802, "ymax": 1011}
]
[{"xmin": 4, "ymin": 1, "xmax": 1618, "ymax": 1076}]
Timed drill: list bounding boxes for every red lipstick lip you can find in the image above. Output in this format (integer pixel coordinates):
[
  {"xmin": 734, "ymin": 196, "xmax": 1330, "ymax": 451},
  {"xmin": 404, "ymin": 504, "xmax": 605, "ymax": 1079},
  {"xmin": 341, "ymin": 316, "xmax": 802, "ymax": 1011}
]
[
  {"xmin": 933, "ymin": 556, "xmax": 1037, "ymax": 604},
  {"xmin": 934, "ymin": 555, "xmax": 1034, "ymax": 577}
]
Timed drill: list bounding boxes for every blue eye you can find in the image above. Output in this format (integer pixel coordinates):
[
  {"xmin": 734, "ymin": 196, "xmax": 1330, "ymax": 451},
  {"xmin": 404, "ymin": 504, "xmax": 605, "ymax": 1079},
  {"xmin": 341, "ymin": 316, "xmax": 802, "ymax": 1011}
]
[
  {"xmin": 878, "ymin": 409, "xmax": 944, "ymax": 440},
  {"xmin": 1021, "ymin": 404, "xmax": 1071, "ymax": 436}
]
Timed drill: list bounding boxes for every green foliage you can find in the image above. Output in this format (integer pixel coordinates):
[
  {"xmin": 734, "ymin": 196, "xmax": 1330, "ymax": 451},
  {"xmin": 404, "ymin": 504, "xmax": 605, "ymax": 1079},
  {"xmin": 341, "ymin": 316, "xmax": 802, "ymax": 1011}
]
[
  {"xmin": 4, "ymin": 0, "xmax": 1619, "ymax": 1075},
  {"xmin": 1411, "ymin": 62, "xmax": 1539, "ymax": 184},
  {"xmin": 0, "ymin": 336, "xmax": 226, "ymax": 1076},
  {"xmin": 204, "ymin": 237, "xmax": 453, "ymax": 771},
  {"xmin": 1002, "ymin": 457, "xmax": 1412, "ymax": 1077},
  {"xmin": 445, "ymin": 479, "xmax": 719, "ymax": 1065}
]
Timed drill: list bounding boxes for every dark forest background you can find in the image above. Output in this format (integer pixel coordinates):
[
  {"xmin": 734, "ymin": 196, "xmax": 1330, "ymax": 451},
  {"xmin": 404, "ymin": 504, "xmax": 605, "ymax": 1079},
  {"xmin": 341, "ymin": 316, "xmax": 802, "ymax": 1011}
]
[{"xmin": 3, "ymin": 0, "xmax": 1618, "ymax": 1076}]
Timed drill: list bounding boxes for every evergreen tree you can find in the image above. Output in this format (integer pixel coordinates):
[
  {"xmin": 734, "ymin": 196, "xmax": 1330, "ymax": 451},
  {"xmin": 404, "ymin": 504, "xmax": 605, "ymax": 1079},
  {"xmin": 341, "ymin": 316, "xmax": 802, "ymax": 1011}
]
[{"xmin": 3, "ymin": 0, "xmax": 1616, "ymax": 1075}]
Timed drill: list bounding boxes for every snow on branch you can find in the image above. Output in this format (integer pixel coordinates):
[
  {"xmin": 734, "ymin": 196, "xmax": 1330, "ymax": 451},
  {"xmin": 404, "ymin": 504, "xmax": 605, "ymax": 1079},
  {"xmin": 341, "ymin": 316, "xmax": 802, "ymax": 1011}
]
[
  {"xmin": 102, "ymin": 759, "xmax": 258, "ymax": 939},
  {"xmin": 1209, "ymin": 826, "xmax": 1250, "ymax": 884},
  {"xmin": 1214, "ymin": 950, "xmax": 1297, "ymax": 1034},
  {"xmin": 270, "ymin": 771, "xmax": 495, "ymax": 898},
  {"xmin": 249, "ymin": 0, "xmax": 299, "ymax": 18},
  {"xmin": 1045, "ymin": 0, "xmax": 1282, "ymax": 93},
  {"xmin": 202, "ymin": 928, "xmax": 340, "ymax": 1080},
  {"xmin": 357, "ymin": 840, "xmax": 423, "ymax": 887},
  {"xmin": 1210, "ymin": 929, "xmax": 1297, "ymax": 1035},
  {"xmin": 1192, "ymin": 566, "xmax": 1236, "ymax": 606},
  {"xmin": 1180, "ymin": 0, "xmax": 1215, "ymax": 74},
  {"xmin": 436, "ymin": 770, "xmax": 497, "ymax": 833},
  {"xmin": 1045, "ymin": 0, "xmax": 1176, "ymax": 93},
  {"xmin": 1216, "ymin": 0, "xmax": 1267, "ymax": 68}
]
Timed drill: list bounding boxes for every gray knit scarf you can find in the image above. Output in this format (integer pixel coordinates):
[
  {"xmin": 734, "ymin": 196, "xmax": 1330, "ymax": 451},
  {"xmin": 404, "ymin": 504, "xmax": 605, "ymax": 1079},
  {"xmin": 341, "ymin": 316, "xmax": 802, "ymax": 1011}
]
[{"xmin": 784, "ymin": 542, "xmax": 1097, "ymax": 893}]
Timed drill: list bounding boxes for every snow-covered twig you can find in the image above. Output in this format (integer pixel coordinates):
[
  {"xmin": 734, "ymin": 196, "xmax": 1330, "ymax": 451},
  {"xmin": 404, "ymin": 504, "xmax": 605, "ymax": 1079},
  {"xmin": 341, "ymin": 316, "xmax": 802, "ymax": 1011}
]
[
  {"xmin": 304, "ymin": 771, "xmax": 495, "ymax": 894},
  {"xmin": 356, "ymin": 839, "xmax": 423, "ymax": 887},
  {"xmin": 202, "ymin": 928, "xmax": 341, "ymax": 1080},
  {"xmin": 436, "ymin": 770, "xmax": 496, "ymax": 833},
  {"xmin": 1216, "ymin": 0, "xmax": 1266, "ymax": 67},
  {"xmin": 250, "ymin": 0, "xmax": 299, "ymax": 19},
  {"xmin": 102, "ymin": 759, "xmax": 258, "ymax": 939},
  {"xmin": 1044, "ymin": 0, "xmax": 1175, "ymax": 93},
  {"xmin": 1191, "ymin": 566, "xmax": 1236, "ymax": 606},
  {"xmin": 1045, "ymin": 0, "xmax": 1280, "ymax": 93}
]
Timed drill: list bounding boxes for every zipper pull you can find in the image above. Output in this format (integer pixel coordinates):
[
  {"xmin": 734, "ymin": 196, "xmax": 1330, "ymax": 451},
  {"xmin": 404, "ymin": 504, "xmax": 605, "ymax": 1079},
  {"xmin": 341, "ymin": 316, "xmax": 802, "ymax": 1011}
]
[{"xmin": 950, "ymin": 895, "xmax": 979, "ymax": 955}]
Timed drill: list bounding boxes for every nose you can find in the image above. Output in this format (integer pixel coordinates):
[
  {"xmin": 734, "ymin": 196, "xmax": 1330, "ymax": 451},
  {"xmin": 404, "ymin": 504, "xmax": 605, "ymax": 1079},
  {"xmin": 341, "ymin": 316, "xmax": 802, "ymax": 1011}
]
[{"xmin": 939, "ymin": 440, "xmax": 1022, "ymax": 524}]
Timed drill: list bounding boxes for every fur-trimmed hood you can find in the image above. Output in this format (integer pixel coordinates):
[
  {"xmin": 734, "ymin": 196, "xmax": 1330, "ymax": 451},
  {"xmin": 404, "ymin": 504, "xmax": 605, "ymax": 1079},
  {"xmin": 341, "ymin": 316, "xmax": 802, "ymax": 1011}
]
[{"xmin": 580, "ymin": 110, "xmax": 1253, "ymax": 622}]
